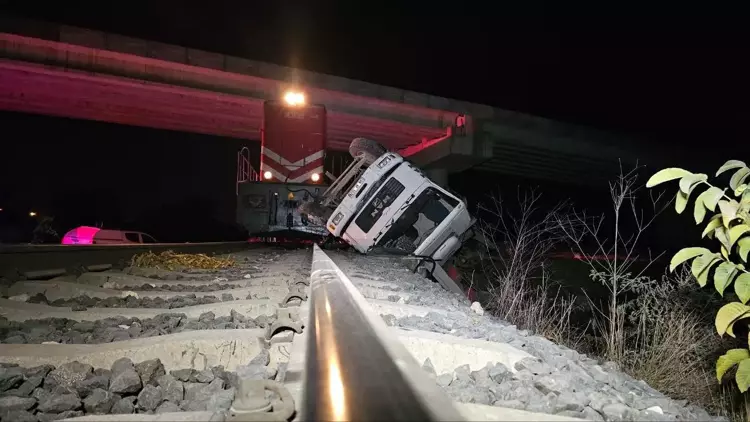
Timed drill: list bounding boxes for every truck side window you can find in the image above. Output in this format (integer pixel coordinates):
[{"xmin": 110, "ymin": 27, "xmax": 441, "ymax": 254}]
[{"xmin": 125, "ymin": 232, "xmax": 141, "ymax": 242}]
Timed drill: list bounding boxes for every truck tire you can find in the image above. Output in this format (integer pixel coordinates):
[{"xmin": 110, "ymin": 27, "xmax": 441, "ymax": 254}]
[{"xmin": 349, "ymin": 138, "xmax": 386, "ymax": 161}]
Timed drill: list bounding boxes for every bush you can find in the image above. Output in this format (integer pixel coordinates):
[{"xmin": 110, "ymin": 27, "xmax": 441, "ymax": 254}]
[
  {"xmin": 474, "ymin": 189, "xmax": 582, "ymax": 347},
  {"xmin": 647, "ymin": 161, "xmax": 750, "ymax": 393},
  {"xmin": 556, "ymin": 167, "xmax": 733, "ymax": 415},
  {"xmin": 620, "ymin": 267, "xmax": 726, "ymax": 406},
  {"xmin": 472, "ymin": 172, "xmax": 737, "ymax": 417}
]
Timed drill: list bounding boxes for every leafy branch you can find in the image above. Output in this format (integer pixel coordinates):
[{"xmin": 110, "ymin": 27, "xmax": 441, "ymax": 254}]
[{"xmin": 648, "ymin": 159, "xmax": 750, "ymax": 392}]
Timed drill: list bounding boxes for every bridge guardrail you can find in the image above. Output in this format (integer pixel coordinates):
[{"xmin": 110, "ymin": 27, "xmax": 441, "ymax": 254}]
[{"xmin": 0, "ymin": 241, "xmax": 250, "ymax": 280}]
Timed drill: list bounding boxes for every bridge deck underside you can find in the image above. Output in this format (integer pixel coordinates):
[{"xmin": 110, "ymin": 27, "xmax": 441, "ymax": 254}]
[
  {"xmin": 475, "ymin": 142, "xmax": 627, "ymax": 186},
  {"xmin": 0, "ymin": 60, "xmax": 446, "ymax": 151}
]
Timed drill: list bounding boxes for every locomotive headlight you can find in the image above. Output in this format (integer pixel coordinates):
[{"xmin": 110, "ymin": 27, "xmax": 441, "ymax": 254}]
[
  {"xmin": 283, "ymin": 91, "xmax": 305, "ymax": 106},
  {"xmin": 332, "ymin": 212, "xmax": 344, "ymax": 225},
  {"xmin": 311, "ymin": 173, "xmax": 320, "ymax": 182},
  {"xmin": 263, "ymin": 171, "xmax": 273, "ymax": 180}
]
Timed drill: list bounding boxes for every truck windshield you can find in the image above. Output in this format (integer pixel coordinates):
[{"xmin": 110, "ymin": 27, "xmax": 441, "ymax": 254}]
[{"xmin": 376, "ymin": 187, "xmax": 458, "ymax": 253}]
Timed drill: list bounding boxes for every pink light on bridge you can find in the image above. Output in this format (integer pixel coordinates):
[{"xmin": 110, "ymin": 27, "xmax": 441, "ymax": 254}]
[
  {"xmin": 0, "ymin": 61, "xmax": 449, "ymax": 151},
  {"xmin": 62, "ymin": 226, "xmax": 101, "ymax": 245},
  {"xmin": 0, "ymin": 33, "xmax": 457, "ymax": 125}
]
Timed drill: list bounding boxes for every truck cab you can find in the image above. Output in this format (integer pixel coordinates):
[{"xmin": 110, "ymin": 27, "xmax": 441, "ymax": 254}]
[{"xmin": 325, "ymin": 147, "xmax": 474, "ymax": 295}]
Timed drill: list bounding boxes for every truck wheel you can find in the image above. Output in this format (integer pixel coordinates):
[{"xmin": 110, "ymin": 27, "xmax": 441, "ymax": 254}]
[{"xmin": 349, "ymin": 138, "xmax": 386, "ymax": 161}]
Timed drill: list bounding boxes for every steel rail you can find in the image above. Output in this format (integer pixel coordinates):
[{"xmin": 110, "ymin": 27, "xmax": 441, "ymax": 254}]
[
  {"xmin": 301, "ymin": 245, "xmax": 464, "ymax": 421},
  {"xmin": 0, "ymin": 241, "xmax": 251, "ymax": 280}
]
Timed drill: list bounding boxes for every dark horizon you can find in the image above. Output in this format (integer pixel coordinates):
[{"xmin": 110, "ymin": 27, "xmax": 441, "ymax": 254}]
[
  {"xmin": 0, "ymin": 5, "xmax": 747, "ymax": 145},
  {"xmin": 0, "ymin": 111, "xmax": 255, "ymax": 243}
]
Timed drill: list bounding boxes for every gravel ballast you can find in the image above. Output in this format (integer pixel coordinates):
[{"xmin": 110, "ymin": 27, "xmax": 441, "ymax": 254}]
[
  {"xmin": 0, "ymin": 357, "xmax": 247, "ymax": 420},
  {"xmin": 332, "ymin": 251, "xmax": 724, "ymax": 422},
  {"xmin": 0, "ymin": 310, "xmax": 274, "ymax": 344},
  {"xmin": 26, "ymin": 293, "xmax": 229, "ymax": 311},
  {"xmin": 112, "ymin": 283, "xmax": 242, "ymax": 292}
]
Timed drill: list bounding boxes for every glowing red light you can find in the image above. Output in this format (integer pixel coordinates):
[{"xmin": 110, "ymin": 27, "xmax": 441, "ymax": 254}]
[{"xmin": 62, "ymin": 226, "xmax": 101, "ymax": 245}]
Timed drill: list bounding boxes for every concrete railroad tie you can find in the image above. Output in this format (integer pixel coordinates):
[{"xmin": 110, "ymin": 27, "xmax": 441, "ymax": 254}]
[{"xmin": 0, "ymin": 246, "xmax": 706, "ymax": 421}]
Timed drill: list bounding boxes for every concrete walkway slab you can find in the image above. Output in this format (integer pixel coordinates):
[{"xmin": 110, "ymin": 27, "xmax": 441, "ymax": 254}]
[
  {"xmin": 76, "ymin": 272, "xmax": 182, "ymax": 287},
  {"xmin": 368, "ymin": 299, "xmax": 449, "ymax": 318},
  {"xmin": 395, "ymin": 328, "xmax": 532, "ymax": 375},
  {"xmin": 0, "ymin": 329, "xmax": 266, "ymax": 371},
  {"xmin": 77, "ymin": 270, "xmax": 293, "ymax": 288},
  {"xmin": 8, "ymin": 280, "xmax": 288, "ymax": 301},
  {"xmin": 61, "ymin": 411, "xmax": 219, "ymax": 421},
  {"xmin": 357, "ymin": 285, "xmax": 412, "ymax": 302},
  {"xmin": 456, "ymin": 402, "xmax": 582, "ymax": 421},
  {"xmin": 0, "ymin": 298, "xmax": 277, "ymax": 321},
  {"xmin": 346, "ymin": 274, "xmax": 404, "ymax": 291}
]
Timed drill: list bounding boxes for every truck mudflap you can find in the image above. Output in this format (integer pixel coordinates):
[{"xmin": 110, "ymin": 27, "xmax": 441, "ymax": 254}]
[
  {"xmin": 416, "ymin": 260, "xmax": 466, "ymax": 298},
  {"xmin": 365, "ymin": 247, "xmax": 467, "ymax": 299}
]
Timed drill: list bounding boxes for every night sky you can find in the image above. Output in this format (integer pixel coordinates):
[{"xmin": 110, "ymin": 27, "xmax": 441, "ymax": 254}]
[{"xmin": 0, "ymin": 3, "xmax": 748, "ymax": 243}]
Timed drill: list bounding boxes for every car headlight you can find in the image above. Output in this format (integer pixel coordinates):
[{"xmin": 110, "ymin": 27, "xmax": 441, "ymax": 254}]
[{"xmin": 332, "ymin": 212, "xmax": 345, "ymax": 225}]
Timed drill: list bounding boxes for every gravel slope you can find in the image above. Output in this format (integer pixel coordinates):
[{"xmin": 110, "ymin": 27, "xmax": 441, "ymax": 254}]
[{"xmin": 330, "ymin": 251, "xmax": 724, "ymax": 422}]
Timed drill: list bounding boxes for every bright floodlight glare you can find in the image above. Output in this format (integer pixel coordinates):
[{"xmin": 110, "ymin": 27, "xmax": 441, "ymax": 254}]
[
  {"xmin": 283, "ymin": 91, "xmax": 305, "ymax": 106},
  {"xmin": 311, "ymin": 173, "xmax": 320, "ymax": 182},
  {"xmin": 263, "ymin": 171, "xmax": 273, "ymax": 180},
  {"xmin": 29, "ymin": 211, "xmax": 37, "ymax": 217}
]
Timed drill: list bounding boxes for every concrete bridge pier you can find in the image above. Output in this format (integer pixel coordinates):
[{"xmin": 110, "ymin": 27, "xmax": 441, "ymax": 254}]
[{"xmin": 402, "ymin": 121, "xmax": 493, "ymax": 190}]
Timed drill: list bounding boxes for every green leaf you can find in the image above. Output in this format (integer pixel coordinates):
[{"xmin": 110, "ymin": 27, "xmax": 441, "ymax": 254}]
[
  {"xmin": 739, "ymin": 237, "xmax": 750, "ymax": 262},
  {"xmin": 717, "ymin": 160, "xmax": 747, "ymax": 177},
  {"xmin": 670, "ymin": 247, "xmax": 712, "ymax": 272},
  {"xmin": 729, "ymin": 224, "xmax": 750, "ymax": 247},
  {"xmin": 701, "ymin": 187, "xmax": 726, "ymax": 212},
  {"xmin": 717, "ymin": 227, "xmax": 732, "ymax": 253},
  {"xmin": 736, "ymin": 273, "xmax": 750, "ymax": 304},
  {"xmin": 716, "ymin": 302, "xmax": 750, "ymax": 336},
  {"xmin": 742, "ymin": 191, "xmax": 750, "ymax": 207},
  {"xmin": 717, "ymin": 349, "xmax": 750, "ymax": 382},
  {"xmin": 676, "ymin": 190, "xmax": 689, "ymax": 214},
  {"xmin": 737, "ymin": 359, "xmax": 750, "ymax": 392},
  {"xmin": 646, "ymin": 168, "xmax": 694, "ymax": 188},
  {"xmin": 719, "ymin": 200, "xmax": 740, "ymax": 228},
  {"xmin": 715, "ymin": 262, "xmax": 738, "ymax": 296},
  {"xmin": 736, "ymin": 184, "xmax": 749, "ymax": 197},
  {"xmin": 679, "ymin": 173, "xmax": 708, "ymax": 194},
  {"xmin": 731, "ymin": 168, "xmax": 750, "ymax": 191},
  {"xmin": 694, "ymin": 188, "xmax": 723, "ymax": 224},
  {"xmin": 694, "ymin": 199, "xmax": 707, "ymax": 224},
  {"xmin": 692, "ymin": 253, "xmax": 720, "ymax": 287},
  {"xmin": 703, "ymin": 215, "xmax": 723, "ymax": 238}
]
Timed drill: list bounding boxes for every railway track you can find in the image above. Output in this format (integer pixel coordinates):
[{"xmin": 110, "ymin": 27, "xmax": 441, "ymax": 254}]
[{"xmin": 0, "ymin": 244, "xmax": 721, "ymax": 421}]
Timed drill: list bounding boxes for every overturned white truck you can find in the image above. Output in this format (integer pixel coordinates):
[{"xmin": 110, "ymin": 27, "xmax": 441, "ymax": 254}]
[{"xmin": 302, "ymin": 138, "xmax": 475, "ymax": 296}]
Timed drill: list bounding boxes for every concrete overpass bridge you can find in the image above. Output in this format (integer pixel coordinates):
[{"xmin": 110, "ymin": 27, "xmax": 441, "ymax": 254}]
[{"xmin": 0, "ymin": 16, "xmax": 661, "ymax": 188}]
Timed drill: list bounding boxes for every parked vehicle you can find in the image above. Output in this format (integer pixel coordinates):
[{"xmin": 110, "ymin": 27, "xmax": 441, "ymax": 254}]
[{"xmin": 61, "ymin": 226, "xmax": 158, "ymax": 245}]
